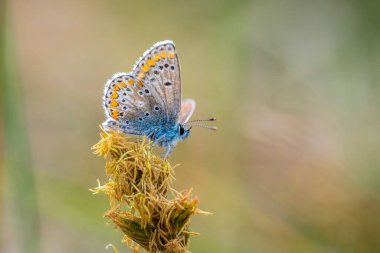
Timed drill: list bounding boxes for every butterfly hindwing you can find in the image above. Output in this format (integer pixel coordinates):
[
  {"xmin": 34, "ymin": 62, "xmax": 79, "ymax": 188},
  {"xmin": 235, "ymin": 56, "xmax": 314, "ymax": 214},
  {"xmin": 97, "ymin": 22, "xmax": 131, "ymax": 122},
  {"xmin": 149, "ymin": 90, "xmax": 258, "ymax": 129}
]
[
  {"xmin": 103, "ymin": 72, "xmax": 166, "ymax": 134},
  {"xmin": 103, "ymin": 40, "xmax": 182, "ymax": 135}
]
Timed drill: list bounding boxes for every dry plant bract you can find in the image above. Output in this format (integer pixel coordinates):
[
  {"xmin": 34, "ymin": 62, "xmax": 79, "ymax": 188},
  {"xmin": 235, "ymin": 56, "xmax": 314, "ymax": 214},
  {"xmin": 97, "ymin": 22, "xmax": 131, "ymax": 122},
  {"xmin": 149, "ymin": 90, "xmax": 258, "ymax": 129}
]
[{"xmin": 91, "ymin": 128, "xmax": 209, "ymax": 253}]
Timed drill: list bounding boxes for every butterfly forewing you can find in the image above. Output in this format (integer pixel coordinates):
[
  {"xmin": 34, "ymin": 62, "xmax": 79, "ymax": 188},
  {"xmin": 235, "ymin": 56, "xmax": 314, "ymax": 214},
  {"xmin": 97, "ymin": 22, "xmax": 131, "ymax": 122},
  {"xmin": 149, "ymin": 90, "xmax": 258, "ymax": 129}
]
[
  {"xmin": 133, "ymin": 41, "xmax": 181, "ymax": 124},
  {"xmin": 178, "ymin": 99, "xmax": 196, "ymax": 124}
]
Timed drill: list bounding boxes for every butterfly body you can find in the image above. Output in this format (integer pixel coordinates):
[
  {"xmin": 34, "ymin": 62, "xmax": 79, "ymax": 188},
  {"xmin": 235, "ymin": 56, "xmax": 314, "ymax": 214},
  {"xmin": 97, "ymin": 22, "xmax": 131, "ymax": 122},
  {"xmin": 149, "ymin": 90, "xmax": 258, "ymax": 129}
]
[
  {"xmin": 148, "ymin": 123, "xmax": 190, "ymax": 150},
  {"xmin": 102, "ymin": 40, "xmax": 196, "ymax": 158}
]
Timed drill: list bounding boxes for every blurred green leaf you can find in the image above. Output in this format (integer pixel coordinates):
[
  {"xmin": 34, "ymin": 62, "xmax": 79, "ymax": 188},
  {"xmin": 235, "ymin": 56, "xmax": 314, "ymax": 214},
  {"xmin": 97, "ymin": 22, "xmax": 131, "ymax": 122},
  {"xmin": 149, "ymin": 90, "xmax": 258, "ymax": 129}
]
[{"xmin": 1, "ymin": 2, "xmax": 40, "ymax": 252}]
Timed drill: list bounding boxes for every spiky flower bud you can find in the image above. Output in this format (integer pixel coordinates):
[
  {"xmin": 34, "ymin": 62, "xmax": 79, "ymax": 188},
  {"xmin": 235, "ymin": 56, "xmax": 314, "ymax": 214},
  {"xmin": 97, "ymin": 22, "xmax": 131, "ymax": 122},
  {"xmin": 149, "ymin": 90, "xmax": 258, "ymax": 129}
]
[{"xmin": 92, "ymin": 128, "xmax": 208, "ymax": 253}]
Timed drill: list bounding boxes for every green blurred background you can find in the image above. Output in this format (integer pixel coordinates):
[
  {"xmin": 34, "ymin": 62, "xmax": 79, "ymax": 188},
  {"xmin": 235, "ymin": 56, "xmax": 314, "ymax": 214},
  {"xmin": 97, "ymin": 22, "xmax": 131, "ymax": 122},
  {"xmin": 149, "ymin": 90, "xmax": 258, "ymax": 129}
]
[{"xmin": 2, "ymin": 0, "xmax": 380, "ymax": 252}]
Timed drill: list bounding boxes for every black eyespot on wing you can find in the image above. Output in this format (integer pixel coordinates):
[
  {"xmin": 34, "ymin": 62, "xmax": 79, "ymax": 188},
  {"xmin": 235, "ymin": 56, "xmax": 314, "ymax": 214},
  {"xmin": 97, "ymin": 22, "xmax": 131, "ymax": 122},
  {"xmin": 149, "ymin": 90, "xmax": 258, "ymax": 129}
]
[
  {"xmin": 164, "ymin": 81, "xmax": 172, "ymax": 86},
  {"xmin": 145, "ymin": 112, "xmax": 150, "ymax": 116}
]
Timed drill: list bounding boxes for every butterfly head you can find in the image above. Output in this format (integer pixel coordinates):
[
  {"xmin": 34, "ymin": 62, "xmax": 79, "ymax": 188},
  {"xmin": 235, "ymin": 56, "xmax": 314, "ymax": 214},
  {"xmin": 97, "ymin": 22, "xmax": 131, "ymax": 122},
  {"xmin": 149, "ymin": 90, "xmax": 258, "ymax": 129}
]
[{"xmin": 178, "ymin": 124, "xmax": 191, "ymax": 141}]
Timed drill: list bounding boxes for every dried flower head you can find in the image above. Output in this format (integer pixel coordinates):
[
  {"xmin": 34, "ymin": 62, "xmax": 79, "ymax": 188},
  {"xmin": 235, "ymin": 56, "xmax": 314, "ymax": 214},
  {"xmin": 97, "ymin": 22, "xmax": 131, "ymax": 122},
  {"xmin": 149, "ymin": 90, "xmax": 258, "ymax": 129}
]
[{"xmin": 92, "ymin": 128, "xmax": 208, "ymax": 253}]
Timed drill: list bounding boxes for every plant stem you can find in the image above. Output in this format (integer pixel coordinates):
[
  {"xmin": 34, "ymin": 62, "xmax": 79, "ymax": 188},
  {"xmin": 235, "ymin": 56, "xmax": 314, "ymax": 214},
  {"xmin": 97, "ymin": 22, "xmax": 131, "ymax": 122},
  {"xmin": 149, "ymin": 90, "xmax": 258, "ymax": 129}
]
[{"xmin": 1, "ymin": 2, "xmax": 40, "ymax": 252}]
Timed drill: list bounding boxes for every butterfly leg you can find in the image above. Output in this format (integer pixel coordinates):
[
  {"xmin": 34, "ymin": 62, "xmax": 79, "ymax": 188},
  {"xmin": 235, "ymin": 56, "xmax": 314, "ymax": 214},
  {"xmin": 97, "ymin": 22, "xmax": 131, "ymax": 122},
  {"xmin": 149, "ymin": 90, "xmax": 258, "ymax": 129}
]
[
  {"xmin": 149, "ymin": 130, "xmax": 159, "ymax": 147},
  {"xmin": 163, "ymin": 144, "xmax": 171, "ymax": 160},
  {"xmin": 163, "ymin": 143, "xmax": 177, "ymax": 159},
  {"xmin": 153, "ymin": 134, "xmax": 165, "ymax": 147}
]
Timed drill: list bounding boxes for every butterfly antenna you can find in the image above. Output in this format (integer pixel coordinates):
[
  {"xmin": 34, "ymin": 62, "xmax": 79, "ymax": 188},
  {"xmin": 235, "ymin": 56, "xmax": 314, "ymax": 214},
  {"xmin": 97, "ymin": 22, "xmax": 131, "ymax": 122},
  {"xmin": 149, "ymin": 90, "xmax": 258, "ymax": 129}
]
[
  {"xmin": 186, "ymin": 123, "xmax": 217, "ymax": 131},
  {"xmin": 187, "ymin": 117, "xmax": 216, "ymax": 123}
]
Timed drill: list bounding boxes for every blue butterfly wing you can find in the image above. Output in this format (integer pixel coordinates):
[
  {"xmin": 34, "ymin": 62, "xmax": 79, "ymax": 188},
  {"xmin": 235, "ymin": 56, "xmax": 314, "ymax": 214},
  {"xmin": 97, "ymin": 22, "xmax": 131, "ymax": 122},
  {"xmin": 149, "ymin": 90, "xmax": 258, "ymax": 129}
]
[
  {"xmin": 134, "ymin": 40, "xmax": 182, "ymax": 124},
  {"xmin": 103, "ymin": 40, "xmax": 182, "ymax": 135},
  {"xmin": 102, "ymin": 72, "xmax": 164, "ymax": 135}
]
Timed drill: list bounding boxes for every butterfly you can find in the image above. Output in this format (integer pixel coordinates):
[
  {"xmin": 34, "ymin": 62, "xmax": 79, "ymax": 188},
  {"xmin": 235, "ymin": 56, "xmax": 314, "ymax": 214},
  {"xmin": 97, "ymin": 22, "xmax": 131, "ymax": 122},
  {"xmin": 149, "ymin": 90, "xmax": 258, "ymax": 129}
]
[{"xmin": 102, "ymin": 40, "xmax": 216, "ymax": 158}]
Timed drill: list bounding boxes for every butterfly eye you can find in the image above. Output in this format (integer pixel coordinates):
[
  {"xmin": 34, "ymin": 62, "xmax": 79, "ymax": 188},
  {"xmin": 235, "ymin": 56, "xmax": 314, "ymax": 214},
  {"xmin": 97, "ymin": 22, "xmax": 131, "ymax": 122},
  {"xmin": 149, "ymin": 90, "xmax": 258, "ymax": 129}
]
[{"xmin": 179, "ymin": 125, "xmax": 185, "ymax": 136}]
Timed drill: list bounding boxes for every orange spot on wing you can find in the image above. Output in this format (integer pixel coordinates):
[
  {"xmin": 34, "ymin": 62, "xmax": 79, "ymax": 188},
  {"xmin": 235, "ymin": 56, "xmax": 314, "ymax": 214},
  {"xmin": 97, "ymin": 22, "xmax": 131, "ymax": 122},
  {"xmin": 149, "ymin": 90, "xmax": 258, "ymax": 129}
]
[
  {"xmin": 138, "ymin": 81, "xmax": 145, "ymax": 87},
  {"xmin": 119, "ymin": 82, "xmax": 127, "ymax": 87},
  {"xmin": 147, "ymin": 59, "xmax": 155, "ymax": 66},
  {"xmin": 141, "ymin": 64, "xmax": 149, "ymax": 72},
  {"xmin": 113, "ymin": 85, "xmax": 120, "ymax": 91},
  {"xmin": 112, "ymin": 110, "xmax": 119, "ymax": 119},
  {"xmin": 128, "ymin": 79, "xmax": 135, "ymax": 85},
  {"xmin": 161, "ymin": 51, "xmax": 167, "ymax": 58},
  {"xmin": 110, "ymin": 92, "xmax": 119, "ymax": 99},
  {"xmin": 110, "ymin": 100, "xmax": 118, "ymax": 107},
  {"xmin": 168, "ymin": 52, "xmax": 174, "ymax": 59},
  {"xmin": 154, "ymin": 54, "xmax": 161, "ymax": 61}
]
